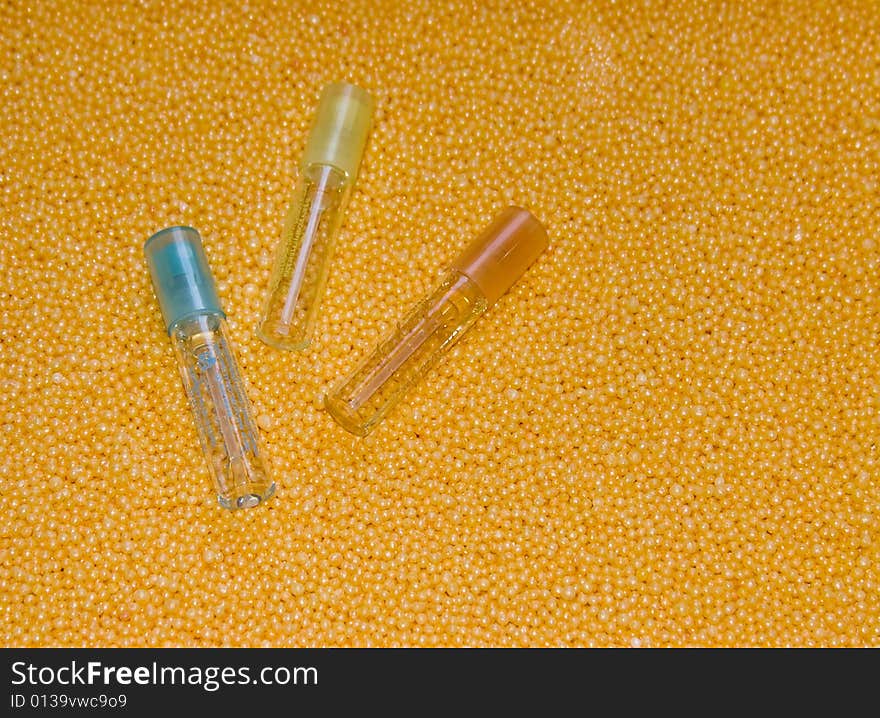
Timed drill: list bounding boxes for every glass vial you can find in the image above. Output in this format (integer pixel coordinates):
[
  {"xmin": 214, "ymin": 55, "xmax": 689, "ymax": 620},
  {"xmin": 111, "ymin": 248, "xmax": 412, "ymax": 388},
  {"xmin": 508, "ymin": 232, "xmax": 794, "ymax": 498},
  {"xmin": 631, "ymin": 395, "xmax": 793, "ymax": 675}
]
[
  {"xmin": 325, "ymin": 206, "xmax": 549, "ymax": 436},
  {"xmin": 145, "ymin": 226, "xmax": 276, "ymax": 510},
  {"xmin": 257, "ymin": 81, "xmax": 375, "ymax": 351}
]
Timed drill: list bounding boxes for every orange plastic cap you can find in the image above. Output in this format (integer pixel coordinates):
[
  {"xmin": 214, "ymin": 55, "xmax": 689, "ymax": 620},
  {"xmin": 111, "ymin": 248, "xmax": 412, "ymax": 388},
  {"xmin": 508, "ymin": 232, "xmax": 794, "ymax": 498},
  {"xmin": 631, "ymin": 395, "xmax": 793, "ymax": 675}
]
[{"xmin": 451, "ymin": 206, "xmax": 549, "ymax": 305}]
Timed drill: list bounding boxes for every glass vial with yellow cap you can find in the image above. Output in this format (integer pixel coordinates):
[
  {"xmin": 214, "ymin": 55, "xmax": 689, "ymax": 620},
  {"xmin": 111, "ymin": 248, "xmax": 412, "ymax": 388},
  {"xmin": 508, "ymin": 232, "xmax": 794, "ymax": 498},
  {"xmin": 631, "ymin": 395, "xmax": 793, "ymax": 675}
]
[
  {"xmin": 325, "ymin": 206, "xmax": 549, "ymax": 436},
  {"xmin": 145, "ymin": 226, "xmax": 275, "ymax": 510},
  {"xmin": 257, "ymin": 81, "xmax": 374, "ymax": 351}
]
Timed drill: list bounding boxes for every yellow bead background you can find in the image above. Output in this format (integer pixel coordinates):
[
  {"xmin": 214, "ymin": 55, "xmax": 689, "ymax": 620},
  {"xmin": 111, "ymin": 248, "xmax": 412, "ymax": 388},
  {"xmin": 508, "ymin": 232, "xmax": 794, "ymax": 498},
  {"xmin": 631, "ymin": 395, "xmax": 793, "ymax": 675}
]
[{"xmin": 1, "ymin": 0, "xmax": 878, "ymax": 647}]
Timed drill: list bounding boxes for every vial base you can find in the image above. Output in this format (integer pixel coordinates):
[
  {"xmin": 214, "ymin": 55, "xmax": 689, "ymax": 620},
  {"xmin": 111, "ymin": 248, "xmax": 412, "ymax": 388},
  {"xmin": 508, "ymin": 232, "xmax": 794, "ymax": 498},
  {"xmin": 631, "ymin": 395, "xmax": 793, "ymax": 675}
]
[
  {"xmin": 255, "ymin": 326, "xmax": 312, "ymax": 353},
  {"xmin": 217, "ymin": 480, "xmax": 276, "ymax": 511}
]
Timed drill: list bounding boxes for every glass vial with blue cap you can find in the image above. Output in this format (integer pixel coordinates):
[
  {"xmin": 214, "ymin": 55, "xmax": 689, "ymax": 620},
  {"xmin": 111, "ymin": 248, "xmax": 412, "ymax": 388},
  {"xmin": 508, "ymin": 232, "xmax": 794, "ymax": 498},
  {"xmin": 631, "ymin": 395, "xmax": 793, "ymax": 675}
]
[
  {"xmin": 257, "ymin": 81, "xmax": 374, "ymax": 351},
  {"xmin": 145, "ymin": 226, "xmax": 275, "ymax": 510}
]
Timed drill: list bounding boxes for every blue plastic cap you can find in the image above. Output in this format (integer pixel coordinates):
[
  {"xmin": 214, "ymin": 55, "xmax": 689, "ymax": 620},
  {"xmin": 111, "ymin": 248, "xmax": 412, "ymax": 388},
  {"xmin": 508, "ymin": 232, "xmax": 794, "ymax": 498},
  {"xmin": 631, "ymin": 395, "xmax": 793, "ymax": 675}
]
[{"xmin": 144, "ymin": 226, "xmax": 225, "ymax": 333}]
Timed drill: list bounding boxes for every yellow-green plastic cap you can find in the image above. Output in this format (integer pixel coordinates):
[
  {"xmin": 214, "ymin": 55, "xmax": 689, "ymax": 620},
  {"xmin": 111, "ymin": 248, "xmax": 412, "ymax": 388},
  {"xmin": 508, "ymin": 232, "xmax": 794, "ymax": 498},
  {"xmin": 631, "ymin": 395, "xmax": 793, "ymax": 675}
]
[{"xmin": 301, "ymin": 82, "xmax": 375, "ymax": 180}]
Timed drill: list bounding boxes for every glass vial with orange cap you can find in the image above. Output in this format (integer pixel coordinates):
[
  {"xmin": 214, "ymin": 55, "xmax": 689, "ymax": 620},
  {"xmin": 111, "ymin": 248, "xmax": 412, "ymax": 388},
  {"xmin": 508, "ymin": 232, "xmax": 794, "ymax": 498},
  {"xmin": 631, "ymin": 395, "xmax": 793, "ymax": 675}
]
[
  {"xmin": 258, "ymin": 81, "xmax": 374, "ymax": 351},
  {"xmin": 325, "ymin": 206, "xmax": 549, "ymax": 436}
]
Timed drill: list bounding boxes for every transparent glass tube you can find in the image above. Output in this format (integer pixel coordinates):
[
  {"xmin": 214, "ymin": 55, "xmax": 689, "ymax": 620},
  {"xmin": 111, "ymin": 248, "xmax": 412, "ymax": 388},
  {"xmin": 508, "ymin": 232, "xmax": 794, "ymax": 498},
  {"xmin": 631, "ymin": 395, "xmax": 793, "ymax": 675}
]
[
  {"xmin": 325, "ymin": 270, "xmax": 488, "ymax": 436},
  {"xmin": 172, "ymin": 313, "xmax": 275, "ymax": 509},
  {"xmin": 257, "ymin": 163, "xmax": 350, "ymax": 351}
]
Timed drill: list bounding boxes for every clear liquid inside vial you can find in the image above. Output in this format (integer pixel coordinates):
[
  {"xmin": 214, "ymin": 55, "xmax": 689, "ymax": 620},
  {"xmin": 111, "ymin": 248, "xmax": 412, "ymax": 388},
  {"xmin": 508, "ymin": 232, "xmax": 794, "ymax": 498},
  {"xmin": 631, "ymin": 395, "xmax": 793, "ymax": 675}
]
[
  {"xmin": 258, "ymin": 164, "xmax": 349, "ymax": 351},
  {"xmin": 325, "ymin": 271, "xmax": 487, "ymax": 436},
  {"xmin": 173, "ymin": 314, "xmax": 275, "ymax": 509}
]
